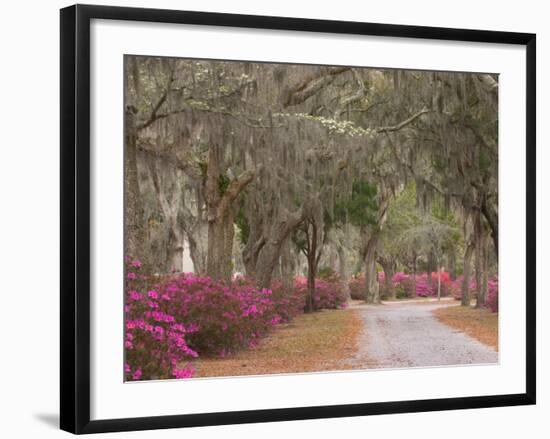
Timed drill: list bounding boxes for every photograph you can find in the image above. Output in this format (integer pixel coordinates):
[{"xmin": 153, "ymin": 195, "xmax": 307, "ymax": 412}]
[
  {"xmin": 123, "ymin": 55, "xmax": 499, "ymax": 381},
  {"xmin": 0, "ymin": 0, "xmax": 542, "ymax": 436}
]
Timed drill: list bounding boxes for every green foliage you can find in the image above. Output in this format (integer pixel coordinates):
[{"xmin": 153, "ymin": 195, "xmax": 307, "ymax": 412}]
[
  {"xmin": 317, "ymin": 266, "xmax": 336, "ymax": 280},
  {"xmin": 335, "ymin": 180, "xmax": 378, "ymax": 227},
  {"xmin": 218, "ymin": 174, "xmax": 231, "ymax": 196},
  {"xmin": 478, "ymin": 149, "xmax": 491, "ymax": 174},
  {"xmin": 235, "ymin": 205, "xmax": 250, "ymax": 245},
  {"xmin": 291, "ymin": 225, "xmax": 308, "ymax": 254},
  {"xmin": 379, "ymin": 182, "xmax": 463, "ymax": 273},
  {"xmin": 395, "ymin": 287, "xmax": 409, "ymax": 299},
  {"xmin": 198, "ymin": 161, "xmax": 208, "ymax": 179},
  {"xmin": 431, "ymin": 155, "xmax": 446, "ymax": 172}
]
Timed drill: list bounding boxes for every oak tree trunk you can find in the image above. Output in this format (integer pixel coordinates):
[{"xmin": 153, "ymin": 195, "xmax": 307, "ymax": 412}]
[
  {"xmin": 168, "ymin": 227, "xmax": 184, "ymax": 273},
  {"xmin": 476, "ymin": 230, "xmax": 489, "ymax": 308},
  {"xmin": 304, "ymin": 220, "xmax": 319, "ymax": 313},
  {"xmin": 481, "ymin": 198, "xmax": 498, "ymax": 256},
  {"xmin": 280, "ymin": 237, "xmax": 295, "ymax": 293},
  {"xmin": 257, "ymin": 208, "xmax": 306, "ymax": 288},
  {"xmin": 124, "ymin": 108, "xmax": 144, "ymax": 259},
  {"xmin": 381, "ymin": 260, "xmax": 396, "ymax": 300},
  {"xmin": 337, "ymin": 245, "xmax": 351, "ymax": 299},
  {"xmin": 412, "ymin": 253, "xmax": 418, "ymax": 298},
  {"xmin": 364, "ymin": 234, "xmax": 380, "ymax": 304},
  {"xmin": 448, "ymin": 249, "xmax": 457, "ymax": 279},
  {"xmin": 461, "ymin": 242, "xmax": 475, "ymax": 306},
  {"xmin": 188, "ymin": 231, "xmax": 207, "ymax": 275},
  {"xmin": 205, "ymin": 145, "xmax": 255, "ymax": 281}
]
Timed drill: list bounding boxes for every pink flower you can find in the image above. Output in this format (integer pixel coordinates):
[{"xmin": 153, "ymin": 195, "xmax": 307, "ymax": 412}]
[
  {"xmin": 127, "ymin": 272, "xmax": 137, "ymax": 280},
  {"xmin": 128, "ymin": 290, "xmax": 141, "ymax": 301},
  {"xmin": 184, "ymin": 347, "xmax": 198, "ymax": 358},
  {"xmin": 125, "ymin": 271, "xmax": 349, "ymax": 380},
  {"xmin": 131, "ymin": 260, "xmax": 142, "ymax": 268},
  {"xmin": 172, "ymin": 366, "xmax": 194, "ymax": 379},
  {"xmin": 132, "ymin": 368, "xmax": 142, "ymax": 380}
]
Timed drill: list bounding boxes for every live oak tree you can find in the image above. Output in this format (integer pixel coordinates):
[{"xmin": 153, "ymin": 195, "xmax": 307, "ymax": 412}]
[{"xmin": 124, "ymin": 55, "xmax": 497, "ymax": 307}]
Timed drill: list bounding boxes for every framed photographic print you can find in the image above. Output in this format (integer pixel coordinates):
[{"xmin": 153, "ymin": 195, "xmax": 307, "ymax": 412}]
[{"xmin": 60, "ymin": 4, "xmax": 536, "ymax": 434}]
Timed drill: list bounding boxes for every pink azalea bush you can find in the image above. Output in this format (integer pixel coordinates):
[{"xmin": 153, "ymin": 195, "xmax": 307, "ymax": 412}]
[
  {"xmin": 125, "ymin": 255, "xmax": 352, "ymax": 380},
  {"xmin": 125, "ymin": 266, "xmax": 330, "ymax": 380},
  {"xmin": 294, "ymin": 276, "xmax": 348, "ymax": 310},
  {"xmin": 392, "ymin": 271, "xmax": 454, "ymax": 298},
  {"xmin": 433, "ymin": 274, "xmax": 498, "ymax": 313},
  {"xmin": 349, "ymin": 274, "xmax": 366, "ymax": 300},
  {"xmin": 449, "ymin": 275, "xmax": 477, "ymax": 301},
  {"xmin": 158, "ymin": 274, "xmax": 285, "ymax": 356},
  {"xmin": 125, "ymin": 260, "xmax": 198, "ymax": 381},
  {"xmin": 349, "ymin": 271, "xmax": 454, "ymax": 299},
  {"xmin": 270, "ymin": 280, "xmax": 307, "ymax": 322},
  {"xmin": 485, "ymin": 277, "xmax": 499, "ymax": 312}
]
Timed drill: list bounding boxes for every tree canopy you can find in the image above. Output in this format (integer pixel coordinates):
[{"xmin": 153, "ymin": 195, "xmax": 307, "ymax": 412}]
[{"xmin": 124, "ymin": 55, "xmax": 498, "ymax": 306}]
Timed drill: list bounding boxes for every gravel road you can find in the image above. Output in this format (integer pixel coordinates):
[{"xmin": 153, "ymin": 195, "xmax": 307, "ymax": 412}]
[{"xmin": 346, "ymin": 300, "xmax": 498, "ymax": 369}]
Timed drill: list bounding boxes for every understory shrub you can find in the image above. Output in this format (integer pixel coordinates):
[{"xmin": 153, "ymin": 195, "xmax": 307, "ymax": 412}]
[
  {"xmin": 417, "ymin": 272, "xmax": 453, "ymax": 297},
  {"xmin": 485, "ymin": 277, "xmax": 499, "ymax": 312},
  {"xmin": 349, "ymin": 274, "xmax": 366, "ymax": 300},
  {"xmin": 294, "ymin": 276, "xmax": 348, "ymax": 311},
  {"xmin": 125, "ymin": 260, "xmax": 347, "ymax": 380},
  {"xmin": 449, "ymin": 275, "xmax": 476, "ymax": 301},
  {"xmin": 124, "ymin": 259, "xmax": 198, "ymax": 381},
  {"xmin": 269, "ymin": 280, "xmax": 307, "ymax": 322},
  {"xmin": 449, "ymin": 276, "xmax": 497, "ymax": 312},
  {"xmin": 449, "ymin": 275, "xmax": 498, "ymax": 312},
  {"xmin": 158, "ymin": 274, "xmax": 283, "ymax": 357},
  {"xmin": 348, "ymin": 271, "xmax": 454, "ymax": 299}
]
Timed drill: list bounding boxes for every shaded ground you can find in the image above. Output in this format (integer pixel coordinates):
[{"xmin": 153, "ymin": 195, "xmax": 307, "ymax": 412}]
[
  {"xmin": 347, "ymin": 299, "xmax": 498, "ymax": 369},
  {"xmin": 190, "ymin": 299, "xmax": 498, "ymax": 378},
  {"xmin": 193, "ymin": 309, "xmax": 362, "ymax": 378},
  {"xmin": 433, "ymin": 304, "xmax": 498, "ymax": 350}
]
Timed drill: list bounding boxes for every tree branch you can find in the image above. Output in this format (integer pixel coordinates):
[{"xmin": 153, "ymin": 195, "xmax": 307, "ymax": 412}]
[
  {"xmin": 136, "ymin": 141, "xmax": 203, "ymax": 180},
  {"xmin": 476, "ymin": 74, "xmax": 499, "ymax": 98},
  {"xmin": 218, "ymin": 168, "xmax": 259, "ymax": 217},
  {"xmin": 376, "ymin": 108, "xmax": 431, "ymax": 133},
  {"xmin": 283, "ymin": 67, "xmax": 351, "ymax": 107}
]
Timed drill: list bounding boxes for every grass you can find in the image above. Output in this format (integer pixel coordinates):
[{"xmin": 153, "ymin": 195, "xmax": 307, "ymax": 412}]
[
  {"xmin": 192, "ymin": 309, "xmax": 362, "ymax": 378},
  {"xmin": 433, "ymin": 304, "xmax": 498, "ymax": 350}
]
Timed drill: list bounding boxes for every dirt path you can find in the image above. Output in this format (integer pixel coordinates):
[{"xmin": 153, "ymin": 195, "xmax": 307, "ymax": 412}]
[{"xmin": 345, "ymin": 299, "xmax": 498, "ymax": 369}]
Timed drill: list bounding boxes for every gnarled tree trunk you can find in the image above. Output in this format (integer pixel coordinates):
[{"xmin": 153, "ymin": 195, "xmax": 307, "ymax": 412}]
[
  {"xmin": 378, "ymin": 256, "xmax": 396, "ymax": 300},
  {"xmin": 256, "ymin": 207, "xmax": 306, "ymax": 288},
  {"xmin": 364, "ymin": 234, "xmax": 380, "ymax": 303},
  {"xmin": 481, "ymin": 198, "xmax": 498, "ymax": 256},
  {"xmin": 187, "ymin": 229, "xmax": 207, "ymax": 274},
  {"xmin": 205, "ymin": 145, "xmax": 255, "ymax": 281},
  {"xmin": 242, "ymin": 214, "xmax": 266, "ymax": 278},
  {"xmin": 337, "ymin": 245, "xmax": 351, "ymax": 300},
  {"xmin": 280, "ymin": 237, "xmax": 295, "ymax": 293},
  {"xmin": 461, "ymin": 242, "xmax": 475, "ymax": 307},
  {"xmin": 167, "ymin": 227, "xmax": 184, "ymax": 273},
  {"xmin": 475, "ymin": 229, "xmax": 488, "ymax": 308},
  {"xmin": 124, "ymin": 107, "xmax": 144, "ymax": 259},
  {"xmin": 304, "ymin": 219, "xmax": 319, "ymax": 313}
]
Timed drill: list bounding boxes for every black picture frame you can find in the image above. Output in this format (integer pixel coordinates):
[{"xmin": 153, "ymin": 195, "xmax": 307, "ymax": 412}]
[{"xmin": 60, "ymin": 4, "xmax": 536, "ymax": 434}]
